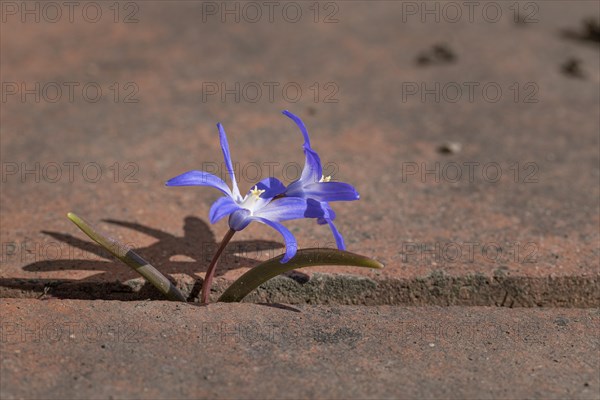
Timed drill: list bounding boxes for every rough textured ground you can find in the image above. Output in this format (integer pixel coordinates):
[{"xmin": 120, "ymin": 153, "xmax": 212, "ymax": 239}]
[
  {"xmin": 1, "ymin": 300, "xmax": 599, "ymax": 400},
  {"xmin": 1, "ymin": 1, "xmax": 599, "ymax": 399}
]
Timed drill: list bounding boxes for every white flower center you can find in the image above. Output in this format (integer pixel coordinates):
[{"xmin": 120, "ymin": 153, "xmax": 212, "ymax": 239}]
[{"xmin": 240, "ymin": 185, "xmax": 266, "ymax": 215}]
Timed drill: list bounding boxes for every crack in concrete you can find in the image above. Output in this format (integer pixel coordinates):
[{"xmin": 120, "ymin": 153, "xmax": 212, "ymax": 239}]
[{"xmin": 1, "ymin": 272, "xmax": 598, "ymax": 307}]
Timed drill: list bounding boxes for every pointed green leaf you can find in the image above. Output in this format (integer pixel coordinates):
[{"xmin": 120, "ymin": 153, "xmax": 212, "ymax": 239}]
[
  {"xmin": 67, "ymin": 212, "xmax": 186, "ymax": 302},
  {"xmin": 218, "ymin": 248, "xmax": 384, "ymax": 302}
]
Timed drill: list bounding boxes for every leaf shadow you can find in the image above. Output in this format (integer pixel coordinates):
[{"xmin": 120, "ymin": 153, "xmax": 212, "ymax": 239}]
[{"xmin": 4, "ymin": 216, "xmax": 284, "ymax": 301}]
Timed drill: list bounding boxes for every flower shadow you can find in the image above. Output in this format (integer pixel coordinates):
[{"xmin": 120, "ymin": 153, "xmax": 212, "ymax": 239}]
[{"xmin": 8, "ymin": 216, "xmax": 284, "ymax": 300}]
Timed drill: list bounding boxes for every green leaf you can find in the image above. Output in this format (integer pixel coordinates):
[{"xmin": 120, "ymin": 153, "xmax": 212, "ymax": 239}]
[
  {"xmin": 218, "ymin": 248, "xmax": 384, "ymax": 302},
  {"xmin": 67, "ymin": 212, "xmax": 187, "ymax": 302}
]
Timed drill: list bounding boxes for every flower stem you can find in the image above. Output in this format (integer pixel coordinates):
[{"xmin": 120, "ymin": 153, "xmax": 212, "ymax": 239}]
[{"xmin": 201, "ymin": 228, "xmax": 235, "ymax": 304}]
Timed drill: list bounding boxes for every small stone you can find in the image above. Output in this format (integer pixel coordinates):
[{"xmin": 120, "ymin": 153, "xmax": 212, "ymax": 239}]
[
  {"xmin": 555, "ymin": 317, "xmax": 569, "ymax": 326},
  {"xmin": 438, "ymin": 142, "xmax": 462, "ymax": 154},
  {"xmin": 561, "ymin": 58, "xmax": 585, "ymax": 79}
]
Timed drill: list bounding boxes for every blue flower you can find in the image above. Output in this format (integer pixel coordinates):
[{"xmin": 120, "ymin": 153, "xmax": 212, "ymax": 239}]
[
  {"xmin": 281, "ymin": 110, "xmax": 360, "ymax": 250},
  {"xmin": 166, "ymin": 122, "xmax": 324, "ymax": 262}
]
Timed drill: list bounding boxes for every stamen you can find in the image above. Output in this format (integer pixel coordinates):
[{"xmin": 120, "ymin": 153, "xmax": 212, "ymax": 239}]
[
  {"xmin": 320, "ymin": 175, "xmax": 332, "ymax": 182},
  {"xmin": 250, "ymin": 186, "xmax": 265, "ymax": 199}
]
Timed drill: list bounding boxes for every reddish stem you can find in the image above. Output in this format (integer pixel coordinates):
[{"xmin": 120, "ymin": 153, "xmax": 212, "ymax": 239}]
[{"xmin": 201, "ymin": 229, "xmax": 235, "ymax": 304}]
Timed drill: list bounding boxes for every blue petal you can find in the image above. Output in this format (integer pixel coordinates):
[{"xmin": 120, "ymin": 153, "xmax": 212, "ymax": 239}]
[
  {"xmin": 165, "ymin": 170, "xmax": 232, "ymax": 197},
  {"xmin": 300, "ymin": 147, "xmax": 323, "ymax": 185},
  {"xmin": 321, "ymin": 201, "xmax": 337, "ymax": 220},
  {"xmin": 217, "ymin": 123, "xmax": 242, "ymax": 201},
  {"xmin": 240, "ymin": 177, "xmax": 288, "ymax": 214},
  {"xmin": 282, "ymin": 110, "xmax": 322, "ymax": 186},
  {"xmin": 324, "ymin": 219, "xmax": 346, "ymax": 250},
  {"xmin": 252, "ymin": 177, "xmax": 287, "ymax": 200},
  {"xmin": 229, "ymin": 208, "xmax": 252, "ymax": 231},
  {"xmin": 284, "ymin": 147, "xmax": 322, "ymax": 196},
  {"xmin": 315, "ymin": 202, "xmax": 344, "ymax": 248},
  {"xmin": 252, "ymin": 217, "xmax": 298, "ymax": 263},
  {"xmin": 209, "ymin": 196, "xmax": 241, "ymax": 224},
  {"xmin": 302, "ymin": 182, "xmax": 360, "ymax": 202},
  {"xmin": 254, "ymin": 197, "xmax": 324, "ymax": 222},
  {"xmin": 282, "ymin": 110, "xmax": 311, "ymax": 147}
]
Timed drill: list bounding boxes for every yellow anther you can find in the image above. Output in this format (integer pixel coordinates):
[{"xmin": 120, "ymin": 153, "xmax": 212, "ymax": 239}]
[
  {"xmin": 320, "ymin": 175, "xmax": 332, "ymax": 182},
  {"xmin": 250, "ymin": 186, "xmax": 265, "ymax": 199}
]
